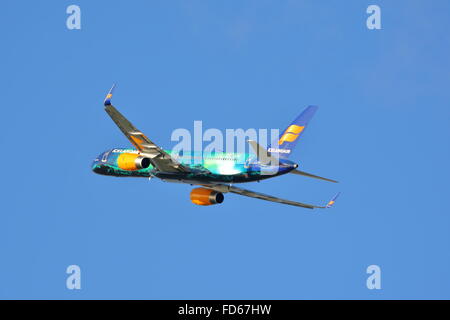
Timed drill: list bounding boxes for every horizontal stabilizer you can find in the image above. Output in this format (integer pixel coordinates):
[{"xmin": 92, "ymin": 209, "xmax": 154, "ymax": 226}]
[
  {"xmin": 290, "ymin": 169, "xmax": 338, "ymax": 183},
  {"xmin": 247, "ymin": 140, "xmax": 277, "ymax": 165}
]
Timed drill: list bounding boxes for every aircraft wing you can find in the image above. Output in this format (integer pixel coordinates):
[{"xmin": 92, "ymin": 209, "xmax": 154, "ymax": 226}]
[
  {"xmin": 205, "ymin": 184, "xmax": 340, "ymax": 209},
  {"xmin": 103, "ymin": 85, "xmax": 190, "ymax": 173}
]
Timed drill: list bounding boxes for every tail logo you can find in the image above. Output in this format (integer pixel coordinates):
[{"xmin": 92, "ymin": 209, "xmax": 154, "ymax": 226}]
[{"xmin": 278, "ymin": 125, "xmax": 304, "ymax": 145}]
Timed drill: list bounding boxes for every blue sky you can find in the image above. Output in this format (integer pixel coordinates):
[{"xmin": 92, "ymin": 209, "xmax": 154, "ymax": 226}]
[{"xmin": 1, "ymin": 0, "xmax": 450, "ymax": 299}]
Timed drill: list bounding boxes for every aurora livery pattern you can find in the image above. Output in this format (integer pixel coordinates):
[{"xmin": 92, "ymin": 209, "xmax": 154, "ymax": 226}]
[{"xmin": 92, "ymin": 85, "xmax": 340, "ymax": 209}]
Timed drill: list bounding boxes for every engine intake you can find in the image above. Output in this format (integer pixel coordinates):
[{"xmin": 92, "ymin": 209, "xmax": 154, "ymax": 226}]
[
  {"xmin": 117, "ymin": 153, "xmax": 151, "ymax": 171},
  {"xmin": 190, "ymin": 188, "xmax": 224, "ymax": 206}
]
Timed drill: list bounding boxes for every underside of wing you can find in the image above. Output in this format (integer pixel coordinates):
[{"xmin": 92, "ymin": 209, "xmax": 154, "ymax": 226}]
[
  {"xmin": 103, "ymin": 85, "xmax": 190, "ymax": 173},
  {"xmin": 202, "ymin": 184, "xmax": 340, "ymax": 209},
  {"xmin": 228, "ymin": 186, "xmax": 316, "ymax": 209}
]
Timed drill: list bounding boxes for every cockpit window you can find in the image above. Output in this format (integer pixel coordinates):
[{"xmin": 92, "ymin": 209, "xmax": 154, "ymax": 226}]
[{"xmin": 101, "ymin": 150, "xmax": 111, "ymax": 162}]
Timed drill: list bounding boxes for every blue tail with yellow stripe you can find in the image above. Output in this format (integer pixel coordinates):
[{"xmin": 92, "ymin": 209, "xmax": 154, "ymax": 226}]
[{"xmin": 268, "ymin": 105, "xmax": 318, "ymax": 159}]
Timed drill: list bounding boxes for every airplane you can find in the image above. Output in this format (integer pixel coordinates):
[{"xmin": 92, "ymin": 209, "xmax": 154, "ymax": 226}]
[{"xmin": 92, "ymin": 85, "xmax": 340, "ymax": 209}]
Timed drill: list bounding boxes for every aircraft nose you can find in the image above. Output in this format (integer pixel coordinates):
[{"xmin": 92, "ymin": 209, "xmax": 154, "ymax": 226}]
[
  {"xmin": 91, "ymin": 159, "xmax": 103, "ymax": 173},
  {"xmin": 91, "ymin": 160, "xmax": 97, "ymax": 169}
]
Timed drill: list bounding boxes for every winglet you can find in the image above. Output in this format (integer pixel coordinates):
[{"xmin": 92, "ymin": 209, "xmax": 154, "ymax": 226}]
[
  {"xmin": 325, "ymin": 192, "xmax": 340, "ymax": 208},
  {"xmin": 104, "ymin": 84, "xmax": 116, "ymax": 106}
]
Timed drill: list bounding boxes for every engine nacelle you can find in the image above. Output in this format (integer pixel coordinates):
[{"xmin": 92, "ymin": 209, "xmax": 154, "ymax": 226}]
[
  {"xmin": 190, "ymin": 188, "xmax": 224, "ymax": 206},
  {"xmin": 117, "ymin": 153, "xmax": 151, "ymax": 171}
]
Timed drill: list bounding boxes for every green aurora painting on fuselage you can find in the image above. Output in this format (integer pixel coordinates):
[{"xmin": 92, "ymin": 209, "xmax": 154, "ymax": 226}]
[{"xmin": 92, "ymin": 148, "xmax": 296, "ymax": 183}]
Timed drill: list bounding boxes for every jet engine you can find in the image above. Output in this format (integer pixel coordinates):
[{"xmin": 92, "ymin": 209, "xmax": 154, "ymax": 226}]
[
  {"xmin": 117, "ymin": 153, "xmax": 151, "ymax": 171},
  {"xmin": 190, "ymin": 188, "xmax": 224, "ymax": 206}
]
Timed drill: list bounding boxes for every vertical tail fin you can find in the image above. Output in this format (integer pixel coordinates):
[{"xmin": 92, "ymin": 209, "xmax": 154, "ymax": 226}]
[{"xmin": 268, "ymin": 105, "xmax": 318, "ymax": 159}]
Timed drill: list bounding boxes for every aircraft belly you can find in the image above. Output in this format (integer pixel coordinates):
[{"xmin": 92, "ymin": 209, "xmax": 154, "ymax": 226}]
[{"xmin": 154, "ymin": 171, "xmax": 263, "ymax": 184}]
